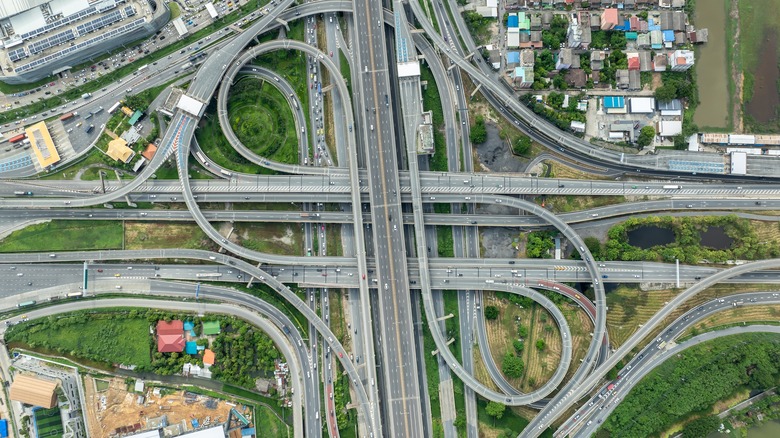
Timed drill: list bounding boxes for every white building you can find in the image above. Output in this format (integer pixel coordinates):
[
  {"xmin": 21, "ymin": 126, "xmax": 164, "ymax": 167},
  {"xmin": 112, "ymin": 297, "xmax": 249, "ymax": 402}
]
[
  {"xmin": 658, "ymin": 120, "xmax": 683, "ymax": 136},
  {"xmin": 629, "ymin": 97, "xmax": 655, "ymax": 114},
  {"xmin": 669, "ymin": 50, "xmax": 695, "ymax": 71}
]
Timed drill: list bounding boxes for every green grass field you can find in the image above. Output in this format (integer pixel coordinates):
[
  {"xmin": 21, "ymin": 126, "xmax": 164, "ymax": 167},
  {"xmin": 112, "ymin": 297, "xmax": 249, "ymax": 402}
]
[
  {"xmin": 8, "ymin": 313, "xmax": 152, "ymax": 367},
  {"xmin": 195, "ymin": 102, "xmax": 268, "ymax": 175},
  {"xmin": 34, "ymin": 407, "xmax": 64, "ymax": 438},
  {"xmin": 0, "ymin": 220, "xmax": 123, "ymax": 252},
  {"xmin": 228, "ymin": 77, "xmax": 299, "ymax": 164},
  {"xmin": 252, "ymin": 405, "xmax": 289, "ymax": 437},
  {"xmin": 738, "ymin": 0, "xmax": 780, "ymax": 131}
]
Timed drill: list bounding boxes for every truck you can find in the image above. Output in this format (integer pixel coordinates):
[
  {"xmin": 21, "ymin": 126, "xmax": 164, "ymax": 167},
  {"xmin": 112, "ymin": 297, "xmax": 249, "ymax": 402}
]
[
  {"xmin": 662, "ymin": 185, "xmax": 681, "ymax": 190},
  {"xmin": 17, "ymin": 300, "xmax": 36, "ymax": 308},
  {"xmin": 59, "ymin": 112, "xmax": 75, "ymax": 121},
  {"xmin": 181, "ymin": 62, "xmax": 192, "ymax": 70},
  {"xmin": 138, "ymin": 64, "xmax": 149, "ymax": 73},
  {"xmin": 66, "ymin": 292, "xmax": 83, "ymax": 298},
  {"xmin": 13, "ymin": 191, "xmax": 32, "ymax": 196},
  {"xmin": 82, "ymin": 92, "xmax": 92, "ymax": 99},
  {"xmin": 93, "ymin": 106, "xmax": 104, "ymax": 114},
  {"xmin": 8, "ymin": 133, "xmax": 26, "ymax": 143},
  {"xmin": 108, "ymin": 102, "xmax": 121, "ymax": 114}
]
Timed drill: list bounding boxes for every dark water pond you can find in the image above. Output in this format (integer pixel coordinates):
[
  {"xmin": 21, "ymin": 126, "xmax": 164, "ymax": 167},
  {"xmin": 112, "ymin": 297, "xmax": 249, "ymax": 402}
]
[
  {"xmin": 700, "ymin": 226, "xmax": 734, "ymax": 250},
  {"xmin": 626, "ymin": 225, "xmax": 675, "ymax": 249}
]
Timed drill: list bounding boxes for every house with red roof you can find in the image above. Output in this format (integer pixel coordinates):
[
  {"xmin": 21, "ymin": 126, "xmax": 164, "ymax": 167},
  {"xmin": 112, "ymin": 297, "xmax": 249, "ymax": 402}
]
[{"xmin": 156, "ymin": 320, "xmax": 185, "ymax": 353}]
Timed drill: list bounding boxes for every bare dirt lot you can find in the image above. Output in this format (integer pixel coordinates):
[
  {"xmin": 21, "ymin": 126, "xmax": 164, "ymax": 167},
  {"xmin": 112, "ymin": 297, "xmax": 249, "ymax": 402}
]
[{"xmin": 84, "ymin": 376, "xmax": 238, "ymax": 438}]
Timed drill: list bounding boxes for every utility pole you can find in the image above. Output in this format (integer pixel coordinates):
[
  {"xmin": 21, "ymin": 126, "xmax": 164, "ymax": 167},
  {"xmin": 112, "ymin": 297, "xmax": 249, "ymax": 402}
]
[{"xmin": 676, "ymin": 258, "xmax": 680, "ymax": 288}]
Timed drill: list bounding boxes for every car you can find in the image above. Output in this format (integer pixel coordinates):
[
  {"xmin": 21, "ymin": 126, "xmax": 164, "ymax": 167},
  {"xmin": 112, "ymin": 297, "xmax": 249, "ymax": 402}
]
[
  {"xmin": 97, "ymin": 269, "xmax": 103, "ymax": 272},
  {"xmin": 338, "ymin": 352, "xmax": 343, "ymax": 358},
  {"xmin": 115, "ymin": 273, "xmax": 121, "ymax": 277}
]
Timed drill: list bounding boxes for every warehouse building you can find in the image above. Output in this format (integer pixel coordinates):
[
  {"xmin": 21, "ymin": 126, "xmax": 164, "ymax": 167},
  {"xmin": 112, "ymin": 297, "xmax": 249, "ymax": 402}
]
[
  {"xmin": 0, "ymin": 0, "xmax": 169, "ymax": 84},
  {"xmin": 9, "ymin": 374, "xmax": 58, "ymax": 408}
]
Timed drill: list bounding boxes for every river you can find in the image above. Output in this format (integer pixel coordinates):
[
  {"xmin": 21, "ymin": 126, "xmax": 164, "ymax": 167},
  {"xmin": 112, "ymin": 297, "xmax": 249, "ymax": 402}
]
[
  {"xmin": 693, "ymin": 0, "xmax": 730, "ymax": 128},
  {"xmin": 748, "ymin": 420, "xmax": 780, "ymax": 437}
]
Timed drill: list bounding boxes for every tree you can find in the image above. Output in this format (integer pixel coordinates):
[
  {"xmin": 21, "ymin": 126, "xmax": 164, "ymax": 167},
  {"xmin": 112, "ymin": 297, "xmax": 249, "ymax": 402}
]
[
  {"xmin": 484, "ymin": 305, "xmax": 499, "ymax": 320},
  {"xmin": 502, "ymin": 352, "xmax": 525, "ymax": 378},
  {"xmin": 682, "ymin": 415, "xmax": 720, "ymax": 438},
  {"xmin": 485, "ymin": 401, "xmax": 506, "ymax": 425},
  {"xmin": 655, "ymin": 83, "xmax": 678, "ymax": 102},
  {"xmin": 470, "ymin": 115, "xmax": 487, "ymax": 144},
  {"xmin": 536, "ymin": 339, "xmax": 546, "ymax": 351},
  {"xmin": 513, "ymin": 135, "xmax": 532, "ymax": 156},
  {"xmin": 518, "ymin": 326, "xmax": 528, "ymax": 338},
  {"xmin": 513, "ymin": 339, "xmax": 524, "ymax": 354},
  {"xmin": 584, "ymin": 236, "xmax": 603, "ymax": 260},
  {"xmin": 637, "ymin": 125, "xmax": 655, "ymax": 147}
]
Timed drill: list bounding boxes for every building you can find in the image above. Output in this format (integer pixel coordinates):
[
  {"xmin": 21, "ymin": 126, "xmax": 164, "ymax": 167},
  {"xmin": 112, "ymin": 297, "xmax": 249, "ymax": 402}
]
[
  {"xmin": 507, "ymin": 28, "xmax": 520, "ymax": 48},
  {"xmin": 654, "ymin": 52, "xmax": 668, "ymax": 71},
  {"xmin": 657, "ymin": 98, "xmax": 682, "ymax": 116},
  {"xmin": 616, "ymin": 69, "xmax": 630, "ymax": 89},
  {"xmin": 506, "ymin": 51, "xmax": 520, "ymax": 66},
  {"xmin": 601, "ymin": 9, "xmax": 619, "ymax": 30},
  {"xmin": 570, "ymin": 120, "xmax": 586, "ymax": 132},
  {"xmin": 730, "ymin": 151, "xmax": 747, "ymax": 175},
  {"xmin": 512, "ymin": 66, "xmax": 534, "ymax": 88},
  {"xmin": 590, "ymin": 50, "xmax": 605, "ymax": 71},
  {"xmin": 141, "ymin": 143, "xmax": 157, "ymax": 161},
  {"xmin": 156, "ymin": 320, "xmax": 185, "ymax": 353},
  {"xmin": 476, "ymin": 0, "xmax": 498, "ymax": 18},
  {"xmin": 9, "ymin": 374, "xmax": 58, "ymax": 408},
  {"xmin": 628, "ymin": 70, "xmax": 641, "ymax": 90},
  {"xmin": 626, "ymin": 52, "xmax": 640, "ymax": 71},
  {"xmin": 0, "ymin": 0, "xmax": 169, "ymax": 84},
  {"xmin": 203, "ymin": 349, "xmax": 216, "ymax": 366},
  {"xmin": 603, "ymin": 96, "xmax": 627, "ymax": 114},
  {"xmin": 107, "ymin": 138, "xmax": 135, "ymax": 163},
  {"xmin": 205, "ymin": 3, "xmax": 219, "ymax": 19},
  {"xmin": 172, "ymin": 17, "xmax": 188, "ymax": 37},
  {"xmin": 630, "ymin": 97, "xmax": 655, "ymax": 113},
  {"xmin": 565, "ymin": 69, "xmax": 587, "ymax": 88},
  {"xmin": 689, "ymin": 28, "xmax": 708, "ymax": 43},
  {"xmin": 25, "ymin": 121, "xmax": 60, "ymax": 168},
  {"xmin": 650, "ymin": 29, "xmax": 663, "ymax": 49},
  {"xmin": 134, "ymin": 380, "xmax": 145, "ymax": 393},
  {"xmin": 658, "ymin": 120, "xmax": 683, "ymax": 136},
  {"xmin": 556, "ymin": 48, "xmax": 574, "ymax": 70},
  {"xmin": 0, "ymin": 419, "xmax": 8, "ymax": 438},
  {"xmin": 670, "ymin": 49, "xmax": 695, "ymax": 71}
]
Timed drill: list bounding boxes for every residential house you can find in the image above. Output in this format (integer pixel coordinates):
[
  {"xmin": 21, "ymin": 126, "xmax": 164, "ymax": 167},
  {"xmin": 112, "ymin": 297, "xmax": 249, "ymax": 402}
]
[
  {"xmin": 530, "ymin": 14, "xmax": 542, "ymax": 30},
  {"xmin": 650, "ymin": 29, "xmax": 663, "ymax": 49},
  {"xmin": 669, "ymin": 49, "xmax": 694, "ymax": 71},
  {"xmin": 616, "ymin": 69, "xmax": 630, "ymax": 89},
  {"xmin": 590, "ymin": 50, "xmax": 606, "ymax": 71},
  {"xmin": 601, "ymin": 8, "xmax": 619, "ymax": 30},
  {"xmin": 506, "ymin": 51, "xmax": 521, "ymax": 67},
  {"xmin": 689, "ymin": 28, "xmax": 708, "ymax": 43},
  {"xmin": 556, "ymin": 48, "xmax": 575, "ymax": 70},
  {"xmin": 626, "ymin": 52, "xmax": 640, "ymax": 70},
  {"xmin": 639, "ymin": 51, "xmax": 652, "ymax": 71},
  {"xmin": 653, "ymin": 52, "xmax": 668, "ymax": 71},
  {"xmin": 589, "ymin": 13, "xmax": 601, "ymax": 30},
  {"xmin": 512, "ymin": 66, "xmax": 534, "ymax": 88},
  {"xmin": 520, "ymin": 49, "xmax": 535, "ymax": 67},
  {"xmin": 157, "ymin": 320, "xmax": 185, "ymax": 353},
  {"xmin": 636, "ymin": 33, "xmax": 650, "ymax": 48},
  {"xmin": 542, "ymin": 11, "xmax": 553, "ymax": 29},
  {"xmin": 565, "ymin": 69, "xmax": 587, "ymax": 88},
  {"xmin": 628, "ymin": 70, "xmax": 641, "ymax": 90}
]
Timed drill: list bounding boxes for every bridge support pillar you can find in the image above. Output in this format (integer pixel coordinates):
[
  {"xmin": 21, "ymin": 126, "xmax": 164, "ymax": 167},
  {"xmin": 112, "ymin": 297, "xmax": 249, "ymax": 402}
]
[
  {"xmin": 436, "ymin": 313, "xmax": 454, "ymax": 322},
  {"xmin": 470, "ymin": 84, "xmax": 482, "ymax": 98}
]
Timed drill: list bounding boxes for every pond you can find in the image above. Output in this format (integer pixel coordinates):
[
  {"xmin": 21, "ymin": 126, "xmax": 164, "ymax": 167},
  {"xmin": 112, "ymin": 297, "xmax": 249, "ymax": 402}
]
[
  {"xmin": 626, "ymin": 225, "xmax": 676, "ymax": 249},
  {"xmin": 700, "ymin": 226, "xmax": 734, "ymax": 250},
  {"xmin": 747, "ymin": 420, "xmax": 780, "ymax": 437}
]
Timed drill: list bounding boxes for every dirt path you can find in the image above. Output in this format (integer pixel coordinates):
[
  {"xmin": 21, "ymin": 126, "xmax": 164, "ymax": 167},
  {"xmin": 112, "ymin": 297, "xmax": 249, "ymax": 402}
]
[{"xmin": 729, "ymin": 0, "xmax": 744, "ymax": 132}]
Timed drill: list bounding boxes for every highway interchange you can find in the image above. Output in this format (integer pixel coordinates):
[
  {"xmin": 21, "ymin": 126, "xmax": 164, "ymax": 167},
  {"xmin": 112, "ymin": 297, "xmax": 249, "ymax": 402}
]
[{"xmin": 3, "ymin": 1, "xmax": 780, "ymax": 437}]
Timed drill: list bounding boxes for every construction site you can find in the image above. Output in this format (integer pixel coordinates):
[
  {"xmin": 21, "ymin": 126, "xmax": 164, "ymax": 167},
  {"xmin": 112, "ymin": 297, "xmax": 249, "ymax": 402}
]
[{"xmin": 83, "ymin": 376, "xmax": 254, "ymax": 438}]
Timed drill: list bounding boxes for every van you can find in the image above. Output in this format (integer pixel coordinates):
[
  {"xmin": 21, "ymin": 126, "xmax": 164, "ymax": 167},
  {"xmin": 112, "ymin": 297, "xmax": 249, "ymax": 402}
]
[
  {"xmin": 208, "ymin": 256, "xmax": 216, "ymax": 260},
  {"xmin": 49, "ymin": 254, "xmax": 57, "ymax": 258},
  {"xmin": 116, "ymin": 285, "xmax": 122, "ymax": 290},
  {"xmin": 485, "ymin": 279, "xmax": 495, "ymax": 284}
]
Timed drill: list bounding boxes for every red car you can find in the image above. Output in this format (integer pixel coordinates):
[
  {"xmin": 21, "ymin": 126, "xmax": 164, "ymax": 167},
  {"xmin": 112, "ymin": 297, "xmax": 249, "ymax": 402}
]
[
  {"xmin": 97, "ymin": 269, "xmax": 103, "ymax": 272},
  {"xmin": 338, "ymin": 352, "xmax": 343, "ymax": 358},
  {"xmin": 329, "ymin": 51, "xmax": 333, "ymax": 57},
  {"xmin": 362, "ymin": 274, "xmax": 366, "ymax": 279}
]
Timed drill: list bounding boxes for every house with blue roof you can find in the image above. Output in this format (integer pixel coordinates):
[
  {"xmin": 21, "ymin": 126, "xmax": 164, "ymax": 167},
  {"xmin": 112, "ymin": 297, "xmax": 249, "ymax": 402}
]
[{"xmin": 507, "ymin": 13, "xmax": 518, "ymax": 29}]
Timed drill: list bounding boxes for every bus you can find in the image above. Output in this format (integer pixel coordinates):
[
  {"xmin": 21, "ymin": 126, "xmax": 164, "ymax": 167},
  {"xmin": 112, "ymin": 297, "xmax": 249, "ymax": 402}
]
[
  {"xmin": 66, "ymin": 292, "xmax": 83, "ymax": 298},
  {"xmin": 108, "ymin": 102, "xmax": 121, "ymax": 114},
  {"xmin": 195, "ymin": 273, "xmax": 222, "ymax": 278},
  {"xmin": 220, "ymin": 169, "xmax": 232, "ymax": 177},
  {"xmin": 13, "ymin": 191, "xmax": 32, "ymax": 196},
  {"xmin": 59, "ymin": 112, "xmax": 75, "ymax": 121},
  {"xmin": 17, "ymin": 300, "xmax": 36, "ymax": 308}
]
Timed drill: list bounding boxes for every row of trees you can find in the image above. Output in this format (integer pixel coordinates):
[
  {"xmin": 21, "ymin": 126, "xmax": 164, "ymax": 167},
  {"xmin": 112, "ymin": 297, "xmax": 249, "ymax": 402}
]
[{"xmin": 601, "ymin": 333, "xmax": 780, "ymax": 437}]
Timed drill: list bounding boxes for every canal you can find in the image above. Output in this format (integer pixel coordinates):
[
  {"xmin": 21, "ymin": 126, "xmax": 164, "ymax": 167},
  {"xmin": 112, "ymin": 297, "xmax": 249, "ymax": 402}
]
[{"xmin": 693, "ymin": 0, "xmax": 730, "ymax": 128}]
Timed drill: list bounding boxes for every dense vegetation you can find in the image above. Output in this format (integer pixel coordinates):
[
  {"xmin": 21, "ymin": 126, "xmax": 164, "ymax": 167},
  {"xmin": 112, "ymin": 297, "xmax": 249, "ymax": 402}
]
[
  {"xmin": 599, "ymin": 333, "xmax": 780, "ymax": 437},
  {"xmin": 521, "ymin": 93, "xmax": 586, "ymax": 131},
  {"xmin": 525, "ymin": 230, "xmax": 556, "ymax": 258},
  {"xmin": 602, "ymin": 215, "xmax": 780, "ymax": 263},
  {"xmin": 7, "ymin": 309, "xmax": 281, "ymax": 389}
]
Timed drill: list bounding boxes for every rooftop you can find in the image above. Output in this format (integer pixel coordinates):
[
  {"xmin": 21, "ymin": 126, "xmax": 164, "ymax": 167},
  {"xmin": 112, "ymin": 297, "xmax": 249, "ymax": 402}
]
[
  {"xmin": 9, "ymin": 374, "xmax": 58, "ymax": 408},
  {"xmin": 25, "ymin": 121, "xmax": 59, "ymax": 168}
]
